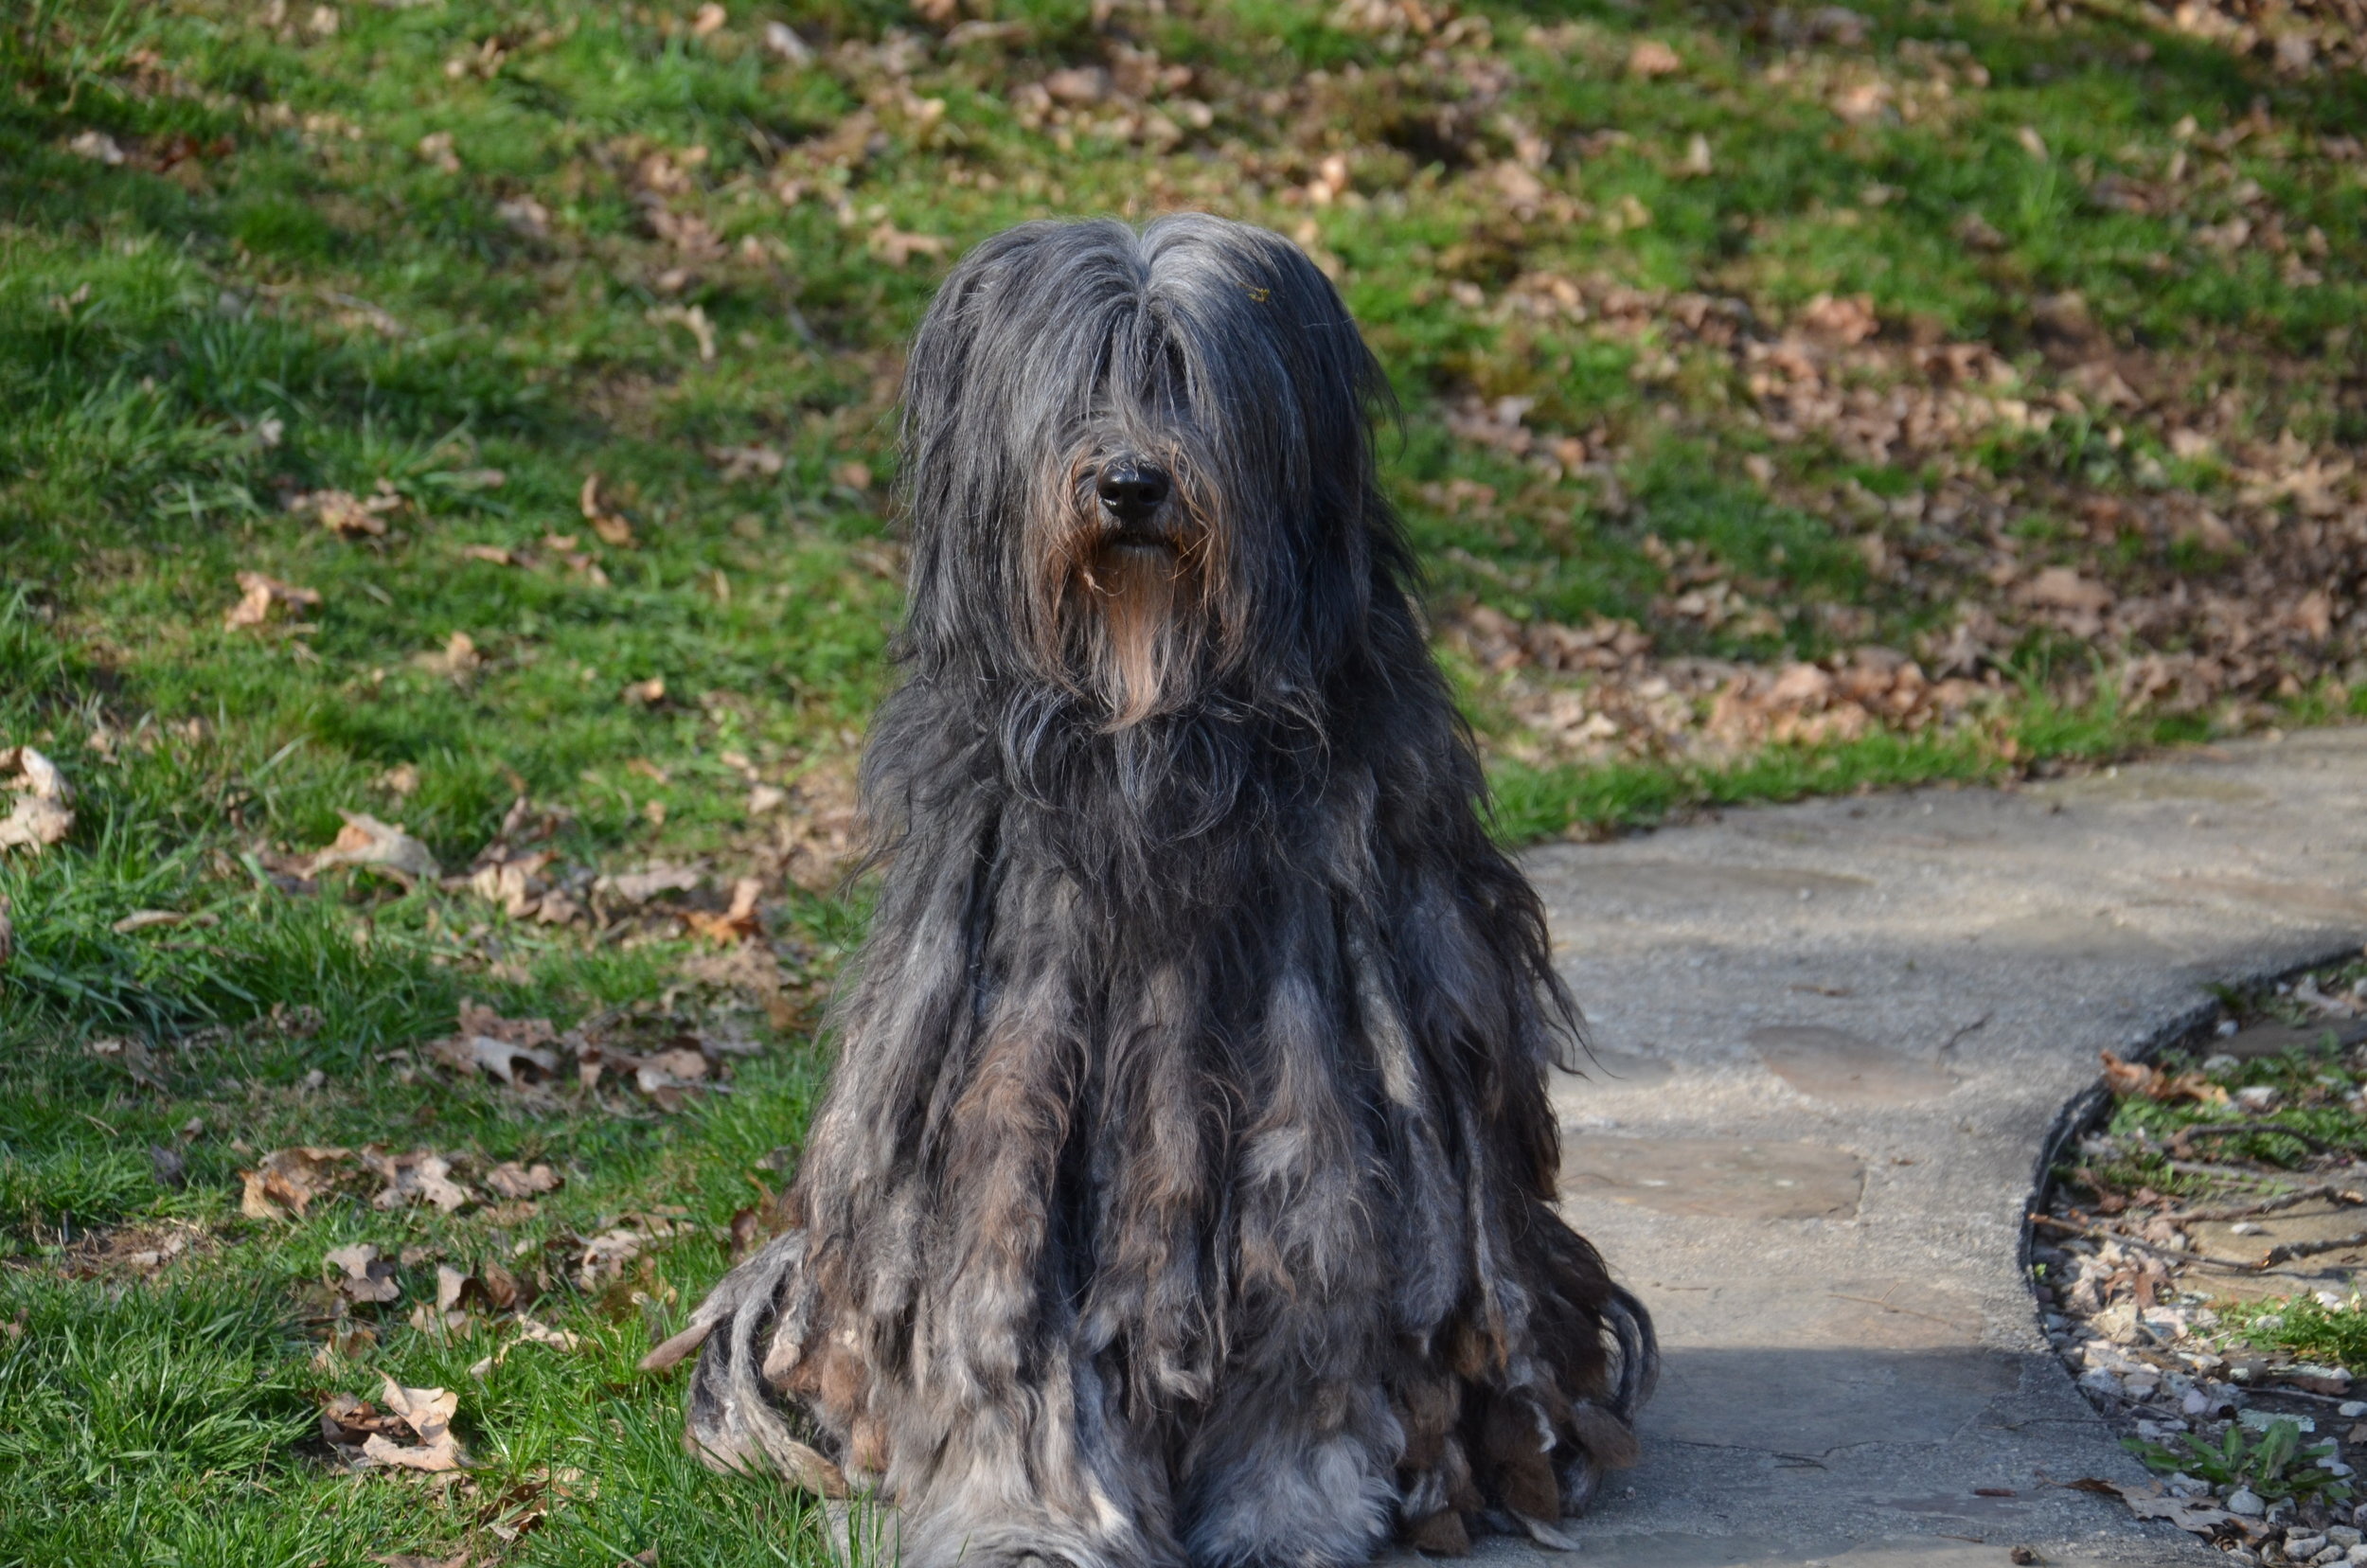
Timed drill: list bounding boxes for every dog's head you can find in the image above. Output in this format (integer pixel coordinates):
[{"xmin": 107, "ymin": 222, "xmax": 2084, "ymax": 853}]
[{"xmin": 897, "ymin": 215, "xmax": 1397, "ymax": 728}]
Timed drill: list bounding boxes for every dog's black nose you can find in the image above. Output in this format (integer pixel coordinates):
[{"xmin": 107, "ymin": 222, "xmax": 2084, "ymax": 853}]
[{"xmin": 1095, "ymin": 461, "xmax": 1171, "ymax": 527}]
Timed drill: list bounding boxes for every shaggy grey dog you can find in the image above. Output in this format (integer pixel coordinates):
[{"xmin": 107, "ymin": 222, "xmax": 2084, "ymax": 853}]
[{"xmin": 646, "ymin": 213, "xmax": 1654, "ymax": 1568}]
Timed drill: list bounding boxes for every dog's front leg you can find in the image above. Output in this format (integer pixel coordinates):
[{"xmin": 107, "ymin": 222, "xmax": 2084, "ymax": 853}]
[{"xmin": 1175, "ymin": 1369, "xmax": 1401, "ymax": 1568}]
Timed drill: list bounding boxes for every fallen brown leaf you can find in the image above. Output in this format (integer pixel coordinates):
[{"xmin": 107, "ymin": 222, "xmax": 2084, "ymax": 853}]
[
  {"xmin": 685, "ymin": 877, "xmax": 763, "ymax": 943},
  {"xmin": 223, "ymin": 572, "xmax": 321, "ymax": 630},
  {"xmin": 647, "ymin": 302, "xmax": 717, "ymax": 361},
  {"xmin": 496, "ymin": 194, "xmax": 549, "ymax": 237},
  {"xmin": 1627, "ymin": 39, "xmax": 1683, "ymax": 78},
  {"xmin": 0, "ymin": 745, "xmax": 74, "ymax": 853},
  {"xmin": 1798, "ymin": 292, "xmax": 1879, "ymax": 346},
  {"xmin": 308, "ymin": 811, "xmax": 441, "ymax": 885},
  {"xmin": 69, "ymin": 129, "xmax": 127, "ymax": 165},
  {"xmin": 2097, "ymin": 1050, "xmax": 2228, "ymax": 1106},
  {"xmin": 293, "ymin": 484, "xmax": 402, "ymax": 539},
  {"xmin": 429, "ymin": 1002, "xmax": 561, "ymax": 1086},
  {"xmin": 483, "ymin": 1161, "xmax": 561, "ymax": 1199},
  {"xmin": 365, "ymin": 1149, "xmax": 472, "ymax": 1213},
  {"xmin": 576, "ymin": 1227, "xmax": 645, "ymax": 1289},
  {"xmin": 578, "ymin": 473, "xmax": 636, "ymax": 547},
  {"xmin": 867, "ymin": 223, "xmax": 948, "ymax": 267},
  {"xmin": 619, "ymin": 676, "xmax": 666, "ymax": 707},
  {"xmin": 362, "ymin": 1375, "xmax": 466, "ymax": 1472},
  {"xmin": 596, "ymin": 863, "xmax": 702, "ymax": 903},
  {"xmin": 415, "ymin": 631, "xmax": 482, "ymax": 686},
  {"xmin": 326, "ymin": 1241, "xmax": 402, "ymax": 1304},
  {"xmin": 512, "ymin": 1313, "xmax": 581, "ymax": 1351},
  {"xmin": 112, "ymin": 909, "xmax": 195, "ymax": 934},
  {"xmin": 240, "ymin": 1146, "xmax": 352, "ymax": 1221},
  {"xmin": 431, "ymin": 1029, "xmax": 559, "ymax": 1085},
  {"xmin": 707, "ymin": 442, "xmax": 785, "ymax": 481}
]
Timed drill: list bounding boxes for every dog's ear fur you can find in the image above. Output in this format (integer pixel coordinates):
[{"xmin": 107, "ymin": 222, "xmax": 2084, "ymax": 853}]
[{"xmin": 677, "ymin": 214, "xmax": 1650, "ymax": 1568}]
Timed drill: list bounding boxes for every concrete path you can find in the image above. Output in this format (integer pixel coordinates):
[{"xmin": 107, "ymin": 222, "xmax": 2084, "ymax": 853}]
[{"xmin": 1517, "ymin": 727, "xmax": 2367, "ymax": 1566}]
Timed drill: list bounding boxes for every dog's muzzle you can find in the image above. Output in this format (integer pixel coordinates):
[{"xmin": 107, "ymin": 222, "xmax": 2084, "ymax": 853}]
[{"xmin": 1095, "ymin": 458, "xmax": 1175, "ymax": 547}]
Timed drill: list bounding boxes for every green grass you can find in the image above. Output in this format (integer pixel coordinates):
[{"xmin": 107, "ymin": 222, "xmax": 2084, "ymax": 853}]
[
  {"xmin": 4, "ymin": 0, "xmax": 2365, "ymax": 1559},
  {"xmin": 2219, "ymin": 1295, "xmax": 2367, "ymax": 1378}
]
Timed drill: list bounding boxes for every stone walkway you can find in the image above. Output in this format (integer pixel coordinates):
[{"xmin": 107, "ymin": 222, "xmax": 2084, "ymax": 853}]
[{"xmin": 1517, "ymin": 727, "xmax": 2367, "ymax": 1566}]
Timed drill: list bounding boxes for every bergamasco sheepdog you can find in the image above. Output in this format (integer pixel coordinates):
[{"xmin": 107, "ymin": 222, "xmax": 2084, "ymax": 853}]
[{"xmin": 645, "ymin": 212, "xmax": 1655, "ymax": 1568}]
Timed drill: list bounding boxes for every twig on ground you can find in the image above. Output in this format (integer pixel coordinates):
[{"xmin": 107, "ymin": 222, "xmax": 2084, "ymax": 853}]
[
  {"xmin": 2255, "ymin": 1231, "xmax": 2367, "ymax": 1271},
  {"xmin": 2163, "ymin": 1160, "xmax": 2305, "ymax": 1185},
  {"xmin": 2173, "ymin": 1185, "xmax": 2365, "ymax": 1224},
  {"xmin": 2029, "ymin": 1212, "xmax": 2250, "ymax": 1272}
]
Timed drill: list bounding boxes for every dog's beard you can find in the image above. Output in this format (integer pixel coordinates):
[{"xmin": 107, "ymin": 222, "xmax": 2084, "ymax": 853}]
[
  {"xmin": 1026, "ymin": 461, "xmax": 1218, "ymax": 727},
  {"xmin": 1072, "ymin": 538, "xmax": 1203, "ymax": 728}
]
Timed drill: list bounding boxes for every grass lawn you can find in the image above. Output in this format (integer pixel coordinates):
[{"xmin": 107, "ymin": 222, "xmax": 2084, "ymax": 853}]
[{"xmin": 2, "ymin": 0, "xmax": 2364, "ymax": 1561}]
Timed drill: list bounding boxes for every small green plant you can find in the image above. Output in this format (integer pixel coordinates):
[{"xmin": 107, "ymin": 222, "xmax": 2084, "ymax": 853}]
[
  {"xmin": 2220, "ymin": 1295, "xmax": 2367, "ymax": 1376},
  {"xmin": 2124, "ymin": 1417, "xmax": 2355, "ymax": 1506}
]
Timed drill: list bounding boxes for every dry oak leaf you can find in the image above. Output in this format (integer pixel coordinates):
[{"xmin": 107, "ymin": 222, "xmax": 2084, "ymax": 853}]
[
  {"xmin": 685, "ymin": 877, "xmax": 763, "ymax": 943},
  {"xmin": 1953, "ymin": 212, "xmax": 2006, "ymax": 252},
  {"xmin": 706, "ymin": 442, "xmax": 785, "ymax": 481},
  {"xmin": 495, "ymin": 194, "xmax": 549, "ymax": 237},
  {"xmin": 2019, "ymin": 567, "xmax": 2114, "ymax": 636},
  {"xmin": 69, "ymin": 129, "xmax": 128, "ymax": 165},
  {"xmin": 576, "ymin": 1227, "xmax": 646, "ymax": 1289},
  {"xmin": 431, "ymin": 1029, "xmax": 558, "ymax": 1086},
  {"xmin": 0, "ymin": 745, "xmax": 74, "ymax": 853},
  {"xmin": 240, "ymin": 1146, "xmax": 352, "ymax": 1221},
  {"xmin": 1627, "ymin": 39, "xmax": 1683, "ymax": 78},
  {"xmin": 415, "ymin": 631, "xmax": 482, "ymax": 686},
  {"xmin": 483, "ymin": 1161, "xmax": 561, "ymax": 1200},
  {"xmin": 293, "ymin": 485, "xmax": 402, "ymax": 539},
  {"xmin": 2098, "ymin": 1049, "xmax": 2227, "ymax": 1106},
  {"xmin": 426, "ymin": 999, "xmax": 554, "ymax": 1089},
  {"xmin": 466, "ymin": 1311, "xmax": 585, "ymax": 1378},
  {"xmin": 867, "ymin": 223, "xmax": 948, "ymax": 267},
  {"xmin": 647, "ymin": 302, "xmax": 717, "ymax": 362},
  {"xmin": 578, "ymin": 473, "xmax": 636, "ymax": 547},
  {"xmin": 641, "ymin": 1046, "xmax": 711, "ymax": 1090},
  {"xmin": 308, "ymin": 811, "xmax": 440, "ymax": 885},
  {"xmin": 363, "ymin": 1375, "xmax": 466, "ymax": 1472},
  {"xmin": 1797, "ymin": 292, "xmax": 1879, "ymax": 346},
  {"xmin": 224, "ymin": 571, "xmax": 322, "ymax": 630},
  {"xmin": 326, "ymin": 1241, "xmax": 402, "ymax": 1304},
  {"xmin": 365, "ymin": 1149, "xmax": 472, "ymax": 1213},
  {"xmin": 466, "ymin": 852, "xmax": 561, "ymax": 921},
  {"xmin": 598, "ymin": 863, "xmax": 703, "ymax": 903}
]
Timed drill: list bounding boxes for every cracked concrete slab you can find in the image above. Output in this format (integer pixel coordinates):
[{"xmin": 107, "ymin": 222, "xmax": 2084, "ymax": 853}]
[{"xmin": 1518, "ymin": 728, "xmax": 2367, "ymax": 1565}]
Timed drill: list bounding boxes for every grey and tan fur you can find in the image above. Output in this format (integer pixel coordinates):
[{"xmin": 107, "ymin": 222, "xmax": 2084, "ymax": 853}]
[{"xmin": 646, "ymin": 214, "xmax": 1655, "ymax": 1568}]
